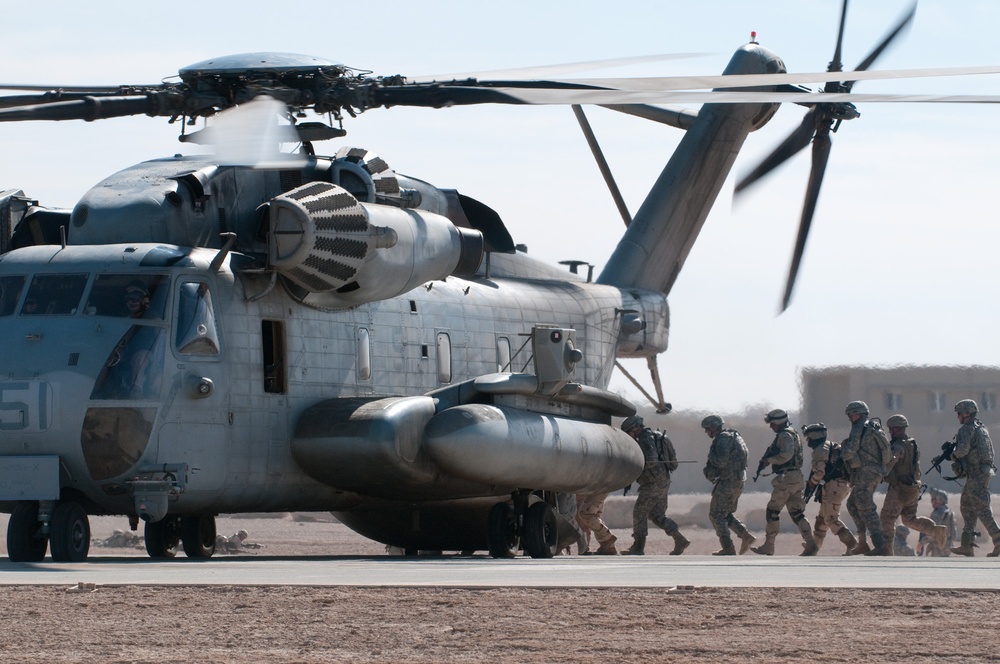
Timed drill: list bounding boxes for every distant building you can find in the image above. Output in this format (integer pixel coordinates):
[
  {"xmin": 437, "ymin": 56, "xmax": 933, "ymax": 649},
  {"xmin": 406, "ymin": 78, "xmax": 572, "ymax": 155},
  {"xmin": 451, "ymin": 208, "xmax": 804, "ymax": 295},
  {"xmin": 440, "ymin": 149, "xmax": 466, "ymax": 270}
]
[{"xmin": 801, "ymin": 365, "xmax": 1000, "ymax": 491}]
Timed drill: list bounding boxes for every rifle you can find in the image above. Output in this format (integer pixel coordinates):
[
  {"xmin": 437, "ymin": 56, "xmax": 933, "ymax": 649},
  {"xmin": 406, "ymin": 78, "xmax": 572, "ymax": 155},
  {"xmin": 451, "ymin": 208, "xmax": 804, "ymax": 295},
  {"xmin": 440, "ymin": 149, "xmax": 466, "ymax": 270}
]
[
  {"xmin": 753, "ymin": 457, "xmax": 768, "ymax": 482},
  {"xmin": 803, "ymin": 481, "xmax": 820, "ymax": 503},
  {"xmin": 925, "ymin": 441, "xmax": 957, "ymax": 477}
]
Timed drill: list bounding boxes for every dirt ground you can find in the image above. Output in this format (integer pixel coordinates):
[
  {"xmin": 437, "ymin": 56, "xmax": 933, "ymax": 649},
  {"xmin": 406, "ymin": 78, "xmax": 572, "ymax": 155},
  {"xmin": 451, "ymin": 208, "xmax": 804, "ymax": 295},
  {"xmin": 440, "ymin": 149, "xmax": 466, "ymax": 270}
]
[{"xmin": 3, "ymin": 496, "xmax": 999, "ymax": 662}]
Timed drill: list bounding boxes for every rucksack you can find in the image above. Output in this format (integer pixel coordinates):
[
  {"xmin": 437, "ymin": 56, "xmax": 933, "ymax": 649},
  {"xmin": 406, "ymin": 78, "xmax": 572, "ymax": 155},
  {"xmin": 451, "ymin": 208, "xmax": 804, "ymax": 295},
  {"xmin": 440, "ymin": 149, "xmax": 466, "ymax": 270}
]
[{"xmin": 654, "ymin": 431, "xmax": 679, "ymax": 473}]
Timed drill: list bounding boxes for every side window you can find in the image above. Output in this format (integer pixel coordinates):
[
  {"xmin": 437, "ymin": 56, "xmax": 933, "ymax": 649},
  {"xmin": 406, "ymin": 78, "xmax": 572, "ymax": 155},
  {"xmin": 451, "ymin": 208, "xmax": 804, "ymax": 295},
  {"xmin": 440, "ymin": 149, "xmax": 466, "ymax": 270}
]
[
  {"xmin": 437, "ymin": 332, "xmax": 452, "ymax": 384},
  {"xmin": 175, "ymin": 281, "xmax": 221, "ymax": 356},
  {"xmin": 0, "ymin": 275, "xmax": 25, "ymax": 316},
  {"xmin": 85, "ymin": 274, "xmax": 168, "ymax": 319},
  {"xmin": 262, "ymin": 320, "xmax": 286, "ymax": 394},
  {"xmin": 357, "ymin": 327, "xmax": 372, "ymax": 381},
  {"xmin": 497, "ymin": 336, "xmax": 511, "ymax": 373},
  {"xmin": 21, "ymin": 273, "xmax": 88, "ymax": 315}
]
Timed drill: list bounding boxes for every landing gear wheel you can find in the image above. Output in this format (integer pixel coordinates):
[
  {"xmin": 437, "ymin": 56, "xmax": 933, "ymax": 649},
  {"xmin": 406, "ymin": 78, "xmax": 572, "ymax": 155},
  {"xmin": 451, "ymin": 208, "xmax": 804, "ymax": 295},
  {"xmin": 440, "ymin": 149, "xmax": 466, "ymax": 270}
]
[
  {"xmin": 144, "ymin": 517, "xmax": 181, "ymax": 558},
  {"xmin": 180, "ymin": 514, "xmax": 216, "ymax": 558},
  {"xmin": 6, "ymin": 502, "xmax": 48, "ymax": 562},
  {"xmin": 487, "ymin": 502, "xmax": 519, "ymax": 559},
  {"xmin": 49, "ymin": 502, "xmax": 91, "ymax": 562},
  {"xmin": 523, "ymin": 501, "xmax": 558, "ymax": 559}
]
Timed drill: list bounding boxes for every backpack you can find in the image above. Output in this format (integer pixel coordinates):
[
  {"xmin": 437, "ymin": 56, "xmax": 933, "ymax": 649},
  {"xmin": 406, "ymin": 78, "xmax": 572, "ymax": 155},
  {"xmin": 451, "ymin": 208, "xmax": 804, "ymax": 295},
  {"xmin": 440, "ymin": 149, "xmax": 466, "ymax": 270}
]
[
  {"xmin": 824, "ymin": 441, "xmax": 849, "ymax": 481},
  {"xmin": 654, "ymin": 431, "xmax": 679, "ymax": 473}
]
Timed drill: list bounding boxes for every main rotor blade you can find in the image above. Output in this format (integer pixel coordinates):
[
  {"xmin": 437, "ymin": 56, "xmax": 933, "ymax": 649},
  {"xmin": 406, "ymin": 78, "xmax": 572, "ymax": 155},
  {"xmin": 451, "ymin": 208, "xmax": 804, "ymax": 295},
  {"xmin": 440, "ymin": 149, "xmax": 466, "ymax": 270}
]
[
  {"xmin": 829, "ymin": 0, "xmax": 849, "ymax": 75},
  {"xmin": 735, "ymin": 109, "xmax": 817, "ymax": 194},
  {"xmin": 846, "ymin": 1, "xmax": 917, "ymax": 91},
  {"xmin": 408, "ymin": 53, "xmax": 708, "ymax": 83},
  {"xmin": 781, "ymin": 129, "xmax": 832, "ymax": 313},
  {"xmin": 0, "ymin": 96, "xmax": 154, "ymax": 122}
]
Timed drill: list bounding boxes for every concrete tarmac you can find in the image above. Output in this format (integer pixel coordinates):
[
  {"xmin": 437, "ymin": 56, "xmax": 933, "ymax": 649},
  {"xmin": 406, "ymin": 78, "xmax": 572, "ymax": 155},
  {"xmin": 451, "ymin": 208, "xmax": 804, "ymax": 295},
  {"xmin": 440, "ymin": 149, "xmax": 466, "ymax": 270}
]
[{"xmin": 2, "ymin": 554, "xmax": 998, "ymax": 588}]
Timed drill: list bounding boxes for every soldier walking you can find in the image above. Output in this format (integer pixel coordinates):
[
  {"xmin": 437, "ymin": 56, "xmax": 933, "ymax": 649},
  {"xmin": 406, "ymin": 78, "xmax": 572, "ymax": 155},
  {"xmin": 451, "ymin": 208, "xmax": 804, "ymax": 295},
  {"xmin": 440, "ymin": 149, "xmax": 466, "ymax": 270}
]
[
  {"xmin": 576, "ymin": 492, "xmax": 619, "ymax": 555},
  {"xmin": 949, "ymin": 399, "xmax": 1000, "ymax": 557},
  {"xmin": 841, "ymin": 400, "xmax": 892, "ymax": 556},
  {"xmin": 802, "ymin": 423, "xmax": 858, "ymax": 555},
  {"xmin": 702, "ymin": 415, "xmax": 756, "ymax": 555},
  {"xmin": 879, "ymin": 414, "xmax": 948, "ymax": 554},
  {"xmin": 752, "ymin": 409, "xmax": 818, "ymax": 556},
  {"xmin": 621, "ymin": 415, "xmax": 690, "ymax": 555}
]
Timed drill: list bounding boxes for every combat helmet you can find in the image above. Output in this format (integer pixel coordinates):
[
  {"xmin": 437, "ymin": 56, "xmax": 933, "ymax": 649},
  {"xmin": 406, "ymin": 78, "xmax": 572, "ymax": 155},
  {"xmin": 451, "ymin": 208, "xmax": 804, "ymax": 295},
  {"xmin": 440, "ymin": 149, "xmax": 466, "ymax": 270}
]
[
  {"xmin": 701, "ymin": 414, "xmax": 725, "ymax": 430},
  {"xmin": 954, "ymin": 399, "xmax": 979, "ymax": 415},
  {"xmin": 621, "ymin": 415, "xmax": 644, "ymax": 432},
  {"xmin": 886, "ymin": 414, "xmax": 909, "ymax": 428},
  {"xmin": 845, "ymin": 400, "xmax": 869, "ymax": 417},
  {"xmin": 764, "ymin": 408, "xmax": 788, "ymax": 425},
  {"xmin": 802, "ymin": 423, "xmax": 827, "ymax": 441}
]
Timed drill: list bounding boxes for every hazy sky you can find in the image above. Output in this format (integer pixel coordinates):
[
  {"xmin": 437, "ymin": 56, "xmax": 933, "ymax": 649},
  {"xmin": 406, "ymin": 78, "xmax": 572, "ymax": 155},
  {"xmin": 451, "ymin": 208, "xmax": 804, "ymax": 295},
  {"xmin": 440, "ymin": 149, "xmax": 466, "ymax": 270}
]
[{"xmin": 1, "ymin": 1, "xmax": 997, "ymax": 413}]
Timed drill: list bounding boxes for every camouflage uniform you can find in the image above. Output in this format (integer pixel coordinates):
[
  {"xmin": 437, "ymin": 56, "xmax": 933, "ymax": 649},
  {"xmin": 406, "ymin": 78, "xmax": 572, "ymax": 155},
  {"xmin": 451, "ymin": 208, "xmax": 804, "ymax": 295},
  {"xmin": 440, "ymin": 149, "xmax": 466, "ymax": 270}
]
[
  {"xmin": 752, "ymin": 413, "xmax": 817, "ymax": 556},
  {"xmin": 576, "ymin": 492, "xmax": 618, "ymax": 554},
  {"xmin": 879, "ymin": 433, "xmax": 947, "ymax": 551},
  {"xmin": 704, "ymin": 427, "xmax": 754, "ymax": 554},
  {"xmin": 919, "ymin": 492, "xmax": 958, "ymax": 556},
  {"xmin": 627, "ymin": 426, "xmax": 689, "ymax": 555},
  {"xmin": 951, "ymin": 416, "xmax": 1000, "ymax": 556},
  {"xmin": 841, "ymin": 414, "xmax": 892, "ymax": 555},
  {"xmin": 805, "ymin": 435, "xmax": 856, "ymax": 554}
]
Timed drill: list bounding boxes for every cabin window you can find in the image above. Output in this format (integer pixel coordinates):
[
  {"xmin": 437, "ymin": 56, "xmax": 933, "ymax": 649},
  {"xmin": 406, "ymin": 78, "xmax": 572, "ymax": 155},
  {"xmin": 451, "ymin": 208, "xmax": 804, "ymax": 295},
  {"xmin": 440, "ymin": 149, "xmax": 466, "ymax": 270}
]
[
  {"xmin": 91, "ymin": 326, "xmax": 167, "ymax": 400},
  {"xmin": 21, "ymin": 273, "xmax": 88, "ymax": 315},
  {"xmin": 175, "ymin": 281, "xmax": 221, "ymax": 356},
  {"xmin": 357, "ymin": 327, "xmax": 372, "ymax": 380},
  {"xmin": 437, "ymin": 332, "xmax": 452, "ymax": 384},
  {"xmin": 0, "ymin": 275, "xmax": 25, "ymax": 316},
  {"xmin": 497, "ymin": 337, "xmax": 511, "ymax": 373},
  {"xmin": 261, "ymin": 320, "xmax": 286, "ymax": 394},
  {"xmin": 80, "ymin": 406, "xmax": 156, "ymax": 480},
  {"xmin": 85, "ymin": 274, "xmax": 168, "ymax": 319}
]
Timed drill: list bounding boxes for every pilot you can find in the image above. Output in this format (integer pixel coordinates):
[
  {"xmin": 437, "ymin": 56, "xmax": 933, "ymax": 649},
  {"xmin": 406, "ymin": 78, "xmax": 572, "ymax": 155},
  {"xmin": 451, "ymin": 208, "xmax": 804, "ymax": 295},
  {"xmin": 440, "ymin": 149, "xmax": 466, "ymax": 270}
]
[{"xmin": 125, "ymin": 280, "xmax": 151, "ymax": 318}]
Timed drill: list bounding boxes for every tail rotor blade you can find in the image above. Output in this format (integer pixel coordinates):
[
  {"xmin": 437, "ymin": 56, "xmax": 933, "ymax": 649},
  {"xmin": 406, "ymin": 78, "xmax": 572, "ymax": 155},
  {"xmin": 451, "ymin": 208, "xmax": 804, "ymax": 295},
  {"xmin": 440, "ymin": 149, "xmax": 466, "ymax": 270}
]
[
  {"xmin": 781, "ymin": 129, "xmax": 832, "ymax": 312},
  {"xmin": 735, "ymin": 109, "xmax": 817, "ymax": 194},
  {"xmin": 847, "ymin": 1, "xmax": 917, "ymax": 89}
]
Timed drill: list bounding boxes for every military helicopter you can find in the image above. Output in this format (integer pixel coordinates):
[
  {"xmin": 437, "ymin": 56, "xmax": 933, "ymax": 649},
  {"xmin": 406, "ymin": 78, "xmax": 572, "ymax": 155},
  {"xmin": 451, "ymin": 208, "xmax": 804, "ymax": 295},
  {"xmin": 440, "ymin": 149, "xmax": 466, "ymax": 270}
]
[{"xmin": 0, "ymin": 2, "xmax": 995, "ymax": 562}]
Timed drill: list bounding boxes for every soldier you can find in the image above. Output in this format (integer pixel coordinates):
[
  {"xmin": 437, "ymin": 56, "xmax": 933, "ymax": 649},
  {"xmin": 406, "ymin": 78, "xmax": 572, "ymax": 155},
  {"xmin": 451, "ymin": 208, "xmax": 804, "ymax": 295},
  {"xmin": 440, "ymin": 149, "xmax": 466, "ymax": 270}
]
[
  {"xmin": 893, "ymin": 525, "xmax": 916, "ymax": 556},
  {"xmin": 949, "ymin": 399, "xmax": 1000, "ymax": 557},
  {"xmin": 879, "ymin": 414, "xmax": 948, "ymax": 554},
  {"xmin": 621, "ymin": 415, "xmax": 690, "ymax": 555},
  {"xmin": 702, "ymin": 414, "xmax": 756, "ymax": 555},
  {"xmin": 841, "ymin": 400, "xmax": 892, "ymax": 556},
  {"xmin": 576, "ymin": 492, "xmax": 618, "ymax": 555},
  {"xmin": 802, "ymin": 423, "xmax": 858, "ymax": 555},
  {"xmin": 751, "ymin": 409, "xmax": 818, "ymax": 556},
  {"xmin": 918, "ymin": 489, "xmax": 958, "ymax": 556}
]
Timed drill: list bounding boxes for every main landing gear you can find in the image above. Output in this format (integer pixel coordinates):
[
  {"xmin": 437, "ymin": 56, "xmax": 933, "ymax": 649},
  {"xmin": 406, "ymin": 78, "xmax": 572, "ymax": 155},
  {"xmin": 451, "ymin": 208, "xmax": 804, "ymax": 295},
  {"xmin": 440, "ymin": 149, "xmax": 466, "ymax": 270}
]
[
  {"xmin": 144, "ymin": 514, "xmax": 217, "ymax": 559},
  {"xmin": 486, "ymin": 491, "xmax": 560, "ymax": 559},
  {"xmin": 6, "ymin": 499, "xmax": 91, "ymax": 563}
]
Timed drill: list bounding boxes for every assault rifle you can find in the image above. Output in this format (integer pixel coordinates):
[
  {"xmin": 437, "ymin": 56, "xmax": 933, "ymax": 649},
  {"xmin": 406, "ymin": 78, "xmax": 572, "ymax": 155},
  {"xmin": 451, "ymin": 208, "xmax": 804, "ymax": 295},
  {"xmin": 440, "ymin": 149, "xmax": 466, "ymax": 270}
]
[
  {"xmin": 926, "ymin": 441, "xmax": 957, "ymax": 477},
  {"xmin": 753, "ymin": 457, "xmax": 768, "ymax": 482},
  {"xmin": 803, "ymin": 481, "xmax": 823, "ymax": 503}
]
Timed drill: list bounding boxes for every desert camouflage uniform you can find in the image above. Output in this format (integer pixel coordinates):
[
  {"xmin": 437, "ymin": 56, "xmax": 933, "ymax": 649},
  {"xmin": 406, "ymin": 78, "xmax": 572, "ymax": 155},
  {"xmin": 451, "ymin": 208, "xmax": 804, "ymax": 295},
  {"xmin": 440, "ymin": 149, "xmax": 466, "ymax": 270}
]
[
  {"xmin": 842, "ymin": 418, "xmax": 891, "ymax": 548},
  {"xmin": 807, "ymin": 440, "xmax": 855, "ymax": 552},
  {"xmin": 952, "ymin": 419, "xmax": 1000, "ymax": 552},
  {"xmin": 755, "ymin": 423, "xmax": 816, "ymax": 554},
  {"xmin": 576, "ymin": 492, "xmax": 617, "ymax": 551},
  {"xmin": 704, "ymin": 428, "xmax": 752, "ymax": 547},
  {"xmin": 632, "ymin": 427, "xmax": 683, "ymax": 540},
  {"xmin": 879, "ymin": 435, "xmax": 942, "ymax": 547}
]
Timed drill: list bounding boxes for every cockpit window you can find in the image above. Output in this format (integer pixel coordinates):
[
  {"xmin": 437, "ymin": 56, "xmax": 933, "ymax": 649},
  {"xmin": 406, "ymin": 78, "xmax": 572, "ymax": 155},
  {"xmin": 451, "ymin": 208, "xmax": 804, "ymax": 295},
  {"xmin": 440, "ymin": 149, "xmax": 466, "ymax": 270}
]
[
  {"xmin": 0, "ymin": 275, "xmax": 25, "ymax": 316},
  {"xmin": 84, "ymin": 274, "xmax": 168, "ymax": 320},
  {"xmin": 91, "ymin": 326, "xmax": 167, "ymax": 400},
  {"xmin": 21, "ymin": 273, "xmax": 88, "ymax": 315},
  {"xmin": 175, "ymin": 281, "xmax": 221, "ymax": 356}
]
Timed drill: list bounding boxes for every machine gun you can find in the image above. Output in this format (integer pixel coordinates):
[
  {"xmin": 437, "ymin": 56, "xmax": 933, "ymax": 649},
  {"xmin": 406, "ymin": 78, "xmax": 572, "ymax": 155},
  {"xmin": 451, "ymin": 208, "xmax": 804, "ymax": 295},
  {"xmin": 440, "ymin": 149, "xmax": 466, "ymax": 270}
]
[{"xmin": 925, "ymin": 441, "xmax": 957, "ymax": 477}]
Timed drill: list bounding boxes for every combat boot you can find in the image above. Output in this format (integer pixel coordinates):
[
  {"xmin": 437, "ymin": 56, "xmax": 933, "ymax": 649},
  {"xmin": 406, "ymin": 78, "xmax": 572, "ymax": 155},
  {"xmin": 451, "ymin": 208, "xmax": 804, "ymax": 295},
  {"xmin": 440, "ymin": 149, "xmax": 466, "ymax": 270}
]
[
  {"xmin": 838, "ymin": 528, "xmax": 858, "ymax": 555},
  {"xmin": 951, "ymin": 532, "xmax": 976, "ymax": 557},
  {"xmin": 988, "ymin": 537, "xmax": 1000, "ymax": 558},
  {"xmin": 751, "ymin": 534, "xmax": 776, "ymax": 556},
  {"xmin": 812, "ymin": 533, "xmax": 825, "ymax": 554},
  {"xmin": 849, "ymin": 534, "xmax": 871, "ymax": 556},
  {"xmin": 622, "ymin": 535, "xmax": 645, "ymax": 555},
  {"xmin": 596, "ymin": 534, "xmax": 619, "ymax": 555},
  {"xmin": 669, "ymin": 531, "xmax": 690, "ymax": 556},
  {"xmin": 712, "ymin": 535, "xmax": 736, "ymax": 556},
  {"xmin": 865, "ymin": 531, "xmax": 892, "ymax": 556},
  {"xmin": 576, "ymin": 533, "xmax": 589, "ymax": 556},
  {"xmin": 932, "ymin": 525, "xmax": 948, "ymax": 550},
  {"xmin": 738, "ymin": 532, "xmax": 756, "ymax": 555},
  {"xmin": 798, "ymin": 520, "xmax": 818, "ymax": 556}
]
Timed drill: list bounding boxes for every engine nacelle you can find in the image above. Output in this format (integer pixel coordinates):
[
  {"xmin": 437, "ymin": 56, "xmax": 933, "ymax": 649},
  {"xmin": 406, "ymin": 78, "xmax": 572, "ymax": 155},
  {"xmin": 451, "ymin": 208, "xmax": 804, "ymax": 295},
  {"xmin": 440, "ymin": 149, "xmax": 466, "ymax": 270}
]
[{"xmin": 267, "ymin": 181, "xmax": 483, "ymax": 303}]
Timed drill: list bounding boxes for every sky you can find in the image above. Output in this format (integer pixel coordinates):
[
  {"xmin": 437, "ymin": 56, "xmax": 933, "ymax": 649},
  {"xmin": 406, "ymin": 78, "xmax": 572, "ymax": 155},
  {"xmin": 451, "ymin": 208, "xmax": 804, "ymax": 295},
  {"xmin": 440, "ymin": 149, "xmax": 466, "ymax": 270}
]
[{"xmin": 0, "ymin": 0, "xmax": 997, "ymax": 414}]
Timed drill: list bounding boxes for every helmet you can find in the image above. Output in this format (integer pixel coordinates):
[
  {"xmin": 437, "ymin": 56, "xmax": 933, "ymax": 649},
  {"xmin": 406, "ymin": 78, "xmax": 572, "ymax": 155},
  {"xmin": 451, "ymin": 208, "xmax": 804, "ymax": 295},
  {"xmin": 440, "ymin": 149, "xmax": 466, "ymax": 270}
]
[
  {"xmin": 701, "ymin": 414, "xmax": 724, "ymax": 430},
  {"xmin": 954, "ymin": 399, "xmax": 979, "ymax": 415},
  {"xmin": 801, "ymin": 423, "xmax": 827, "ymax": 441},
  {"xmin": 886, "ymin": 414, "xmax": 909, "ymax": 428},
  {"xmin": 764, "ymin": 408, "xmax": 788, "ymax": 425},
  {"xmin": 845, "ymin": 401, "xmax": 869, "ymax": 417},
  {"xmin": 621, "ymin": 415, "xmax": 644, "ymax": 432},
  {"xmin": 930, "ymin": 488, "xmax": 948, "ymax": 504}
]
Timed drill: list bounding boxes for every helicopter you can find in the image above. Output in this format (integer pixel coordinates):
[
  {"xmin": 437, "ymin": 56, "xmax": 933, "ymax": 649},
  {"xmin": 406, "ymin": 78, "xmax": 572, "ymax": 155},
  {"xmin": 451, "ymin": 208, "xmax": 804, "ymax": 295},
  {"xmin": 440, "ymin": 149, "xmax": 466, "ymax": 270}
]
[{"xmin": 0, "ymin": 2, "xmax": 996, "ymax": 562}]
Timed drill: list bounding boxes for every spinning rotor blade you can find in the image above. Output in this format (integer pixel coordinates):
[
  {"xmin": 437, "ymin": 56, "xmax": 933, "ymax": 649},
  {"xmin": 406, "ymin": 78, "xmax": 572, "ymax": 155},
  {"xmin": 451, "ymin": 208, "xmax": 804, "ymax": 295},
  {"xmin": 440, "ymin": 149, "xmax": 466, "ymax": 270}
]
[
  {"xmin": 847, "ymin": 1, "xmax": 917, "ymax": 88},
  {"xmin": 735, "ymin": 109, "xmax": 817, "ymax": 193},
  {"xmin": 782, "ymin": 129, "xmax": 832, "ymax": 313}
]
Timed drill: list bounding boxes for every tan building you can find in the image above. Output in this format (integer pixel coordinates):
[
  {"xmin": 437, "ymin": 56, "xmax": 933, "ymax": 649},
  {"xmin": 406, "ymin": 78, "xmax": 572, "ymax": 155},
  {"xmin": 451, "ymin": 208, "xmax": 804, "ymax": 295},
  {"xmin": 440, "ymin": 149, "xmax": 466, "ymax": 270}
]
[{"xmin": 801, "ymin": 366, "xmax": 1000, "ymax": 490}]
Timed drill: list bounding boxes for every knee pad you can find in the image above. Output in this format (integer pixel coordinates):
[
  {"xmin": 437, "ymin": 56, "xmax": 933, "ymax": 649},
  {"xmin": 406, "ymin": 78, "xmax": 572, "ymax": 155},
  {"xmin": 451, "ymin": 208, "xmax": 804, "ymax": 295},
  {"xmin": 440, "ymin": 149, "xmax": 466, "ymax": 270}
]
[
  {"xmin": 790, "ymin": 509, "xmax": 806, "ymax": 524},
  {"xmin": 765, "ymin": 507, "xmax": 781, "ymax": 523}
]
